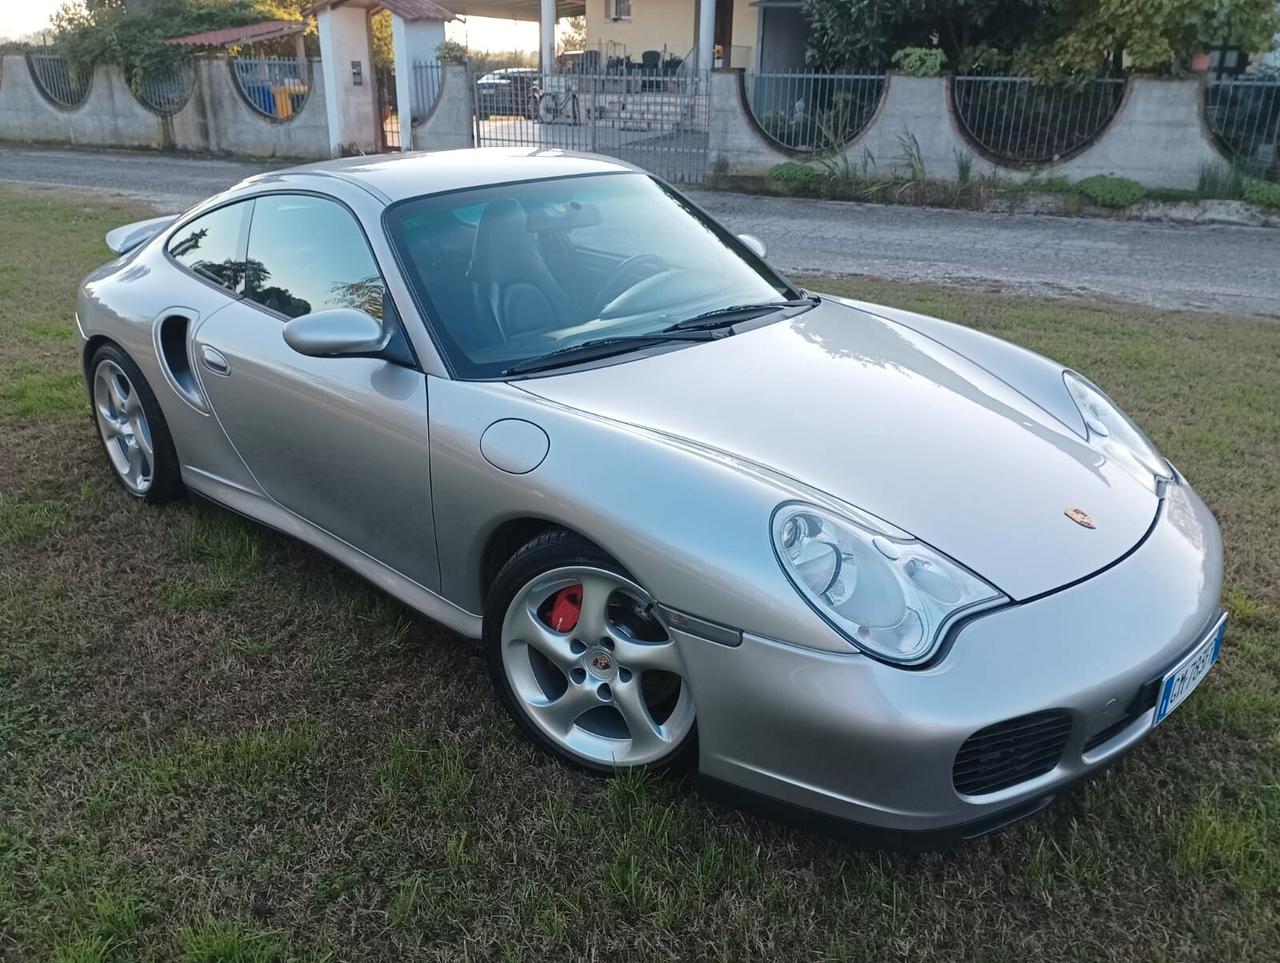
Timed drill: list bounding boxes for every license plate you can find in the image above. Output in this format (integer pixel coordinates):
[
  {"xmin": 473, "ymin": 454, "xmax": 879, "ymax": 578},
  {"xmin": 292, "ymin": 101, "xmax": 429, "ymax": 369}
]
[{"xmin": 1154, "ymin": 614, "xmax": 1227, "ymax": 725}]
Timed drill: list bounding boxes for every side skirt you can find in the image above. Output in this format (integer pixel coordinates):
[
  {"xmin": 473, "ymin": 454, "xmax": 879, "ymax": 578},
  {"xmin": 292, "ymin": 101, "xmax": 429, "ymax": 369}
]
[{"xmin": 181, "ymin": 466, "xmax": 484, "ymax": 640}]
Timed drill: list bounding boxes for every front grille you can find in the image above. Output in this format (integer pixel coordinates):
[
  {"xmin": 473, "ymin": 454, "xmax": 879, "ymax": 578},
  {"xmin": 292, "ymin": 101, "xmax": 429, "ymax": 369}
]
[{"xmin": 953, "ymin": 711, "xmax": 1072, "ymax": 796}]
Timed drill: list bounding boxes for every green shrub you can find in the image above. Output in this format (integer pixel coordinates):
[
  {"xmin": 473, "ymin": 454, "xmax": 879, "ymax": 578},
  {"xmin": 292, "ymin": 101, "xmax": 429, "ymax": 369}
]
[
  {"xmin": 769, "ymin": 162, "xmax": 821, "ymax": 183},
  {"xmin": 1076, "ymin": 175, "xmax": 1146, "ymax": 208},
  {"xmin": 1243, "ymin": 181, "xmax": 1280, "ymax": 209},
  {"xmin": 891, "ymin": 47, "xmax": 946, "ymax": 77},
  {"xmin": 1198, "ymin": 161, "xmax": 1254, "ymax": 200},
  {"xmin": 435, "ymin": 39, "xmax": 467, "ymax": 64}
]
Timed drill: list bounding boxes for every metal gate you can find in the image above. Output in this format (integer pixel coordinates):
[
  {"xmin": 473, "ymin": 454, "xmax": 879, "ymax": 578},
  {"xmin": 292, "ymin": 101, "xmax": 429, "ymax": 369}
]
[
  {"xmin": 474, "ymin": 69, "xmax": 710, "ymax": 184},
  {"xmin": 374, "ymin": 64, "xmax": 400, "ymax": 151}
]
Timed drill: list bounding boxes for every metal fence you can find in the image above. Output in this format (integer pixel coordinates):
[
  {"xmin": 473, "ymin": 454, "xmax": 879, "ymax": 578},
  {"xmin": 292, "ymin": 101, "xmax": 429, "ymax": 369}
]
[
  {"xmin": 26, "ymin": 52, "xmax": 92, "ymax": 109},
  {"xmin": 231, "ymin": 57, "xmax": 312, "ymax": 120},
  {"xmin": 1205, "ymin": 75, "xmax": 1280, "ymax": 179},
  {"xmin": 744, "ymin": 72, "xmax": 886, "ymax": 152},
  {"xmin": 375, "ymin": 65, "xmax": 399, "ymax": 151},
  {"xmin": 952, "ymin": 75, "xmax": 1127, "ymax": 164},
  {"xmin": 410, "ymin": 61, "xmax": 444, "ymax": 125},
  {"xmin": 134, "ymin": 61, "xmax": 195, "ymax": 116},
  {"xmin": 474, "ymin": 69, "xmax": 710, "ymax": 183}
]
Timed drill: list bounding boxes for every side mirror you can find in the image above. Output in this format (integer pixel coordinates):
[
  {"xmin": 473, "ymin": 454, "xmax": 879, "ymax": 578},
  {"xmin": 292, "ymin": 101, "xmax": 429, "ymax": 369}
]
[
  {"xmin": 282, "ymin": 308, "xmax": 387, "ymax": 358},
  {"xmin": 738, "ymin": 233, "xmax": 767, "ymax": 259}
]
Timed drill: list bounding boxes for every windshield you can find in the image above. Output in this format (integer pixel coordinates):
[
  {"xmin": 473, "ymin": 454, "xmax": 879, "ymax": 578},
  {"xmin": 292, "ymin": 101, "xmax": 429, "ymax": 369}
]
[{"xmin": 384, "ymin": 172, "xmax": 795, "ymax": 379}]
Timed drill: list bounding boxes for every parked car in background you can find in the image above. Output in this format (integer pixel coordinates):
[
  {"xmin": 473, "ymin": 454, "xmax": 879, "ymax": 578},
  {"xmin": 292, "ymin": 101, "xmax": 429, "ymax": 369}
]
[
  {"xmin": 475, "ymin": 68, "xmax": 538, "ymax": 120},
  {"xmin": 76, "ymin": 149, "xmax": 1225, "ymax": 848}
]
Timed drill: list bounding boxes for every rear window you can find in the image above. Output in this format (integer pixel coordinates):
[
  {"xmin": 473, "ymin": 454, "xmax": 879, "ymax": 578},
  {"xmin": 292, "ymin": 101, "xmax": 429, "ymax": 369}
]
[{"xmin": 167, "ymin": 202, "xmax": 251, "ymax": 293}]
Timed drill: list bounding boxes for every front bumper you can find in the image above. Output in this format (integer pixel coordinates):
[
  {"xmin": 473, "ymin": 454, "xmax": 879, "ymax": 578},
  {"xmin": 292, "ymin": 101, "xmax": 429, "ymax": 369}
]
[{"xmin": 678, "ymin": 479, "xmax": 1223, "ymax": 845}]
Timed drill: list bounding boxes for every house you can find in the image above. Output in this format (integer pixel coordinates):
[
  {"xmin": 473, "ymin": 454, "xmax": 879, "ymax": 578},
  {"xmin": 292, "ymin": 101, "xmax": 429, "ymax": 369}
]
[
  {"xmin": 446, "ymin": 0, "xmax": 810, "ymax": 73},
  {"xmin": 579, "ymin": 0, "xmax": 810, "ymax": 71}
]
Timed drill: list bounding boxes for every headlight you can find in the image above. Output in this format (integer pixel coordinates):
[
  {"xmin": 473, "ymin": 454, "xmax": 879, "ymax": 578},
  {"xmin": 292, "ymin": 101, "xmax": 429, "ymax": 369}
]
[
  {"xmin": 771, "ymin": 503, "xmax": 1006, "ymax": 665},
  {"xmin": 1064, "ymin": 371, "xmax": 1170, "ymax": 483}
]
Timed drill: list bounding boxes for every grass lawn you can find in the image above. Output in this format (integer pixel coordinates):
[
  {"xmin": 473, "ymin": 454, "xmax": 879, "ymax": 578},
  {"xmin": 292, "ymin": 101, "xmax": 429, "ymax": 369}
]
[{"xmin": 1, "ymin": 183, "xmax": 1278, "ymax": 962}]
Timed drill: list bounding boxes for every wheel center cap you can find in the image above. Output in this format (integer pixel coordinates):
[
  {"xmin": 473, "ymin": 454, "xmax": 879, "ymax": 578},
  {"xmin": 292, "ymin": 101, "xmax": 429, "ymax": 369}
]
[{"xmin": 585, "ymin": 647, "xmax": 617, "ymax": 681}]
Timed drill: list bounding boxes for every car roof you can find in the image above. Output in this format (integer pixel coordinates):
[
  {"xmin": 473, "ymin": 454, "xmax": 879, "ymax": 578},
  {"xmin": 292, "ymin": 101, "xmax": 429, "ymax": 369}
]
[{"xmin": 242, "ymin": 147, "xmax": 641, "ymax": 204}]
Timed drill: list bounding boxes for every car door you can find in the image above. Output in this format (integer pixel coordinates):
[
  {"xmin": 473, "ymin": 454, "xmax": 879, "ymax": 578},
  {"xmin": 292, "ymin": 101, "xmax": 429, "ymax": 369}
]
[{"xmin": 192, "ymin": 191, "xmax": 440, "ymax": 590}]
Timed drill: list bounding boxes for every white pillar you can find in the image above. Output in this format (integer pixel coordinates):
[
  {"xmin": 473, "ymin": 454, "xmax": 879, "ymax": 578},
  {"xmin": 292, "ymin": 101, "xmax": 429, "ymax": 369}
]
[
  {"xmin": 316, "ymin": 5, "xmax": 378, "ymax": 156},
  {"xmin": 392, "ymin": 14, "xmax": 414, "ymax": 150},
  {"xmin": 696, "ymin": 0, "xmax": 716, "ymax": 73},
  {"xmin": 540, "ymin": 0, "xmax": 556, "ymax": 73},
  {"xmin": 317, "ymin": 7, "xmax": 343, "ymax": 156}
]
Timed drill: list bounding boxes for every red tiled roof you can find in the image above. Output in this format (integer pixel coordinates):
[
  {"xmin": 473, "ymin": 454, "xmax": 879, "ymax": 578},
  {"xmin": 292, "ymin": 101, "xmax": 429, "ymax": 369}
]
[
  {"xmin": 308, "ymin": 0, "xmax": 454, "ymax": 20},
  {"xmin": 380, "ymin": 0, "xmax": 454, "ymax": 19},
  {"xmin": 164, "ymin": 20, "xmax": 307, "ymax": 48}
]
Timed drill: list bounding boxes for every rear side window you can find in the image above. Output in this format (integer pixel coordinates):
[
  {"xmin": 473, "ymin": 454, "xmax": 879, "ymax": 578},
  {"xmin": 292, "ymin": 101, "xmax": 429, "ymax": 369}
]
[
  {"xmin": 244, "ymin": 194, "xmax": 385, "ymax": 320},
  {"xmin": 167, "ymin": 202, "xmax": 251, "ymax": 293}
]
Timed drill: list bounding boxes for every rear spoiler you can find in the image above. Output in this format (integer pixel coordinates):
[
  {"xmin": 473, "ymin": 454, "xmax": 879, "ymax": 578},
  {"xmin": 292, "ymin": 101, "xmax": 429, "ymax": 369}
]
[{"xmin": 105, "ymin": 215, "xmax": 178, "ymax": 256}]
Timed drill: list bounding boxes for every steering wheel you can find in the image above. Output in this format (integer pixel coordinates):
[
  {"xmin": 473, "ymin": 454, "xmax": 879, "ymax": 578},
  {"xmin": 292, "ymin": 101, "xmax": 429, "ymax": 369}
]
[{"xmin": 595, "ymin": 254, "xmax": 668, "ymax": 314}]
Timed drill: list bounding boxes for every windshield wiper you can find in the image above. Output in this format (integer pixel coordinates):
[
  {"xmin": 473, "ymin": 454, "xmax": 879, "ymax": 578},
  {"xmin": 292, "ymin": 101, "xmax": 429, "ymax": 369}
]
[
  {"xmin": 664, "ymin": 295, "xmax": 820, "ymax": 332},
  {"xmin": 502, "ymin": 330, "xmax": 723, "ymax": 376}
]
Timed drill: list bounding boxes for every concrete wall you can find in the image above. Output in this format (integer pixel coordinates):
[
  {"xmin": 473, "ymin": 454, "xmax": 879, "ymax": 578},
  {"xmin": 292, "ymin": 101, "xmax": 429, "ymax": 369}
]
[
  {"xmin": 412, "ymin": 63, "xmax": 474, "ymax": 151},
  {"xmin": 172, "ymin": 59, "xmax": 329, "ymax": 158},
  {"xmin": 0, "ymin": 58, "xmax": 162, "ymax": 149},
  {"xmin": 709, "ymin": 70, "xmax": 1229, "ymax": 190},
  {"xmin": 728, "ymin": 0, "xmax": 758, "ymax": 68},
  {"xmin": 401, "ymin": 18, "xmax": 446, "ymax": 61},
  {"xmin": 0, "ymin": 54, "xmax": 331, "ymax": 159}
]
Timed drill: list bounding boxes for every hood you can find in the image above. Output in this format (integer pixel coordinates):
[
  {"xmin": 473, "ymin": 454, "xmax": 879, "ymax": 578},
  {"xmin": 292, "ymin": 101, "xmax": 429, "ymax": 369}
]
[{"xmin": 519, "ymin": 300, "xmax": 1160, "ymax": 601}]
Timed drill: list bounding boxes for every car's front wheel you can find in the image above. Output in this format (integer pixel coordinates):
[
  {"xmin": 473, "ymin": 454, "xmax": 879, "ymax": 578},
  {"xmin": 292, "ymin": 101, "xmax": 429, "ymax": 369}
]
[
  {"xmin": 88, "ymin": 344, "xmax": 183, "ymax": 503},
  {"xmin": 485, "ymin": 530, "xmax": 696, "ymax": 774}
]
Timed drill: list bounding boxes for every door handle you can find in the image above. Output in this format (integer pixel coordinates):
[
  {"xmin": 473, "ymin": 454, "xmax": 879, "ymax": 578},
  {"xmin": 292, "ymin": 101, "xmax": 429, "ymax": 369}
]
[{"xmin": 200, "ymin": 345, "xmax": 230, "ymax": 376}]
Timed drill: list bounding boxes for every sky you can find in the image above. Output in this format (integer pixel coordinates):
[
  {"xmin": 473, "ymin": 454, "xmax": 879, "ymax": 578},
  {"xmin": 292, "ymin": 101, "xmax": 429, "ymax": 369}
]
[
  {"xmin": 0, "ymin": 0, "xmax": 64, "ymax": 41},
  {"xmin": 0, "ymin": 0, "xmax": 540, "ymax": 50}
]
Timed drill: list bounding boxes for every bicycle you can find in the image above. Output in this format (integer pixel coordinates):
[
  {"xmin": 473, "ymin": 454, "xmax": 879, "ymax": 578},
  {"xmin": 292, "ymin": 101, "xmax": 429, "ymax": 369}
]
[{"xmin": 530, "ymin": 81, "xmax": 581, "ymax": 125}]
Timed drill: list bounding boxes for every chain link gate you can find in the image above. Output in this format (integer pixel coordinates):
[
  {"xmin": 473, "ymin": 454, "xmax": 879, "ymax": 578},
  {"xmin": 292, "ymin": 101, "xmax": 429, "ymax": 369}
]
[{"xmin": 474, "ymin": 69, "xmax": 710, "ymax": 184}]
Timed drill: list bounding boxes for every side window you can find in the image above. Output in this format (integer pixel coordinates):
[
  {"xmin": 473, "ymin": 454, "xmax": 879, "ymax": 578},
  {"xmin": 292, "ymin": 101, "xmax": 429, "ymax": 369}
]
[
  {"xmin": 167, "ymin": 202, "xmax": 250, "ymax": 293},
  {"xmin": 244, "ymin": 194, "xmax": 385, "ymax": 320}
]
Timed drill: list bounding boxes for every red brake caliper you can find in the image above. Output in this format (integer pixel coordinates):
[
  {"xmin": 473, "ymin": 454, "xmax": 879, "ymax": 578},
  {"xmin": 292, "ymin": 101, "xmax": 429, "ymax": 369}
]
[{"xmin": 545, "ymin": 585, "xmax": 583, "ymax": 632}]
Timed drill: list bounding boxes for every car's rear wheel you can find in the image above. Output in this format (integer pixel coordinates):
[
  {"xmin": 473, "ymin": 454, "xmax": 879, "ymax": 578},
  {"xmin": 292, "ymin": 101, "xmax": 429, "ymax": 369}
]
[
  {"xmin": 485, "ymin": 530, "xmax": 696, "ymax": 774},
  {"xmin": 89, "ymin": 344, "xmax": 183, "ymax": 503}
]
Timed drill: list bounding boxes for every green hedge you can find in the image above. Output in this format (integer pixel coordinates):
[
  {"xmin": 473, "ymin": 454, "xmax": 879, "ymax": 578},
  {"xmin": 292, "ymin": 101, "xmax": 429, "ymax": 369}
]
[{"xmin": 1076, "ymin": 175, "xmax": 1146, "ymax": 209}]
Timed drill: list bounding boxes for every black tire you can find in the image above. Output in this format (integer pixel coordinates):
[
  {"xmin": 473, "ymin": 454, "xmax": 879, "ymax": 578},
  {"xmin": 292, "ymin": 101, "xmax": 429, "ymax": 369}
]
[
  {"xmin": 484, "ymin": 528, "xmax": 697, "ymax": 775},
  {"xmin": 88, "ymin": 342, "xmax": 184, "ymax": 504}
]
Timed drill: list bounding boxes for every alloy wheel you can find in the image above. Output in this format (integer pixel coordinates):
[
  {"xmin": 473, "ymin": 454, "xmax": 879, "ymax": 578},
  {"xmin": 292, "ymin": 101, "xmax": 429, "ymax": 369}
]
[
  {"xmin": 500, "ymin": 566, "xmax": 694, "ymax": 767},
  {"xmin": 93, "ymin": 358, "xmax": 154, "ymax": 495}
]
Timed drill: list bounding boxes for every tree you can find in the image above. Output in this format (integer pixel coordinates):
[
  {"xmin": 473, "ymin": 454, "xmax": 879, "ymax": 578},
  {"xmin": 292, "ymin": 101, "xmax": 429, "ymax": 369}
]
[
  {"xmin": 370, "ymin": 8, "xmax": 393, "ymax": 67},
  {"xmin": 557, "ymin": 15, "xmax": 586, "ymax": 55},
  {"xmin": 1016, "ymin": 0, "xmax": 1280, "ymax": 84},
  {"xmin": 51, "ymin": 0, "xmax": 301, "ymax": 81},
  {"xmin": 802, "ymin": 0, "xmax": 1054, "ymax": 70}
]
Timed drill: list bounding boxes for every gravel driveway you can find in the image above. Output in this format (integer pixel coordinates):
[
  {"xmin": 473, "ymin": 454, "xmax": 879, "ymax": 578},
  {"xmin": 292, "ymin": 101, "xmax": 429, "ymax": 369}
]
[{"xmin": 4, "ymin": 145, "xmax": 1277, "ymax": 317}]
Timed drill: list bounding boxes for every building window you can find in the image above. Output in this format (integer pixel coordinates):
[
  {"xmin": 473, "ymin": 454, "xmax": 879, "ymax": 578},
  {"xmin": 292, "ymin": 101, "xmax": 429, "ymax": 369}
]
[{"xmin": 608, "ymin": 0, "xmax": 631, "ymax": 21}]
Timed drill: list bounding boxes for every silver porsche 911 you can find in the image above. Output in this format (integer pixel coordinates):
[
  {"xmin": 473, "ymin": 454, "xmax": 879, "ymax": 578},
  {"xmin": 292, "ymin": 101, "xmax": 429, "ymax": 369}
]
[{"xmin": 77, "ymin": 148, "xmax": 1225, "ymax": 847}]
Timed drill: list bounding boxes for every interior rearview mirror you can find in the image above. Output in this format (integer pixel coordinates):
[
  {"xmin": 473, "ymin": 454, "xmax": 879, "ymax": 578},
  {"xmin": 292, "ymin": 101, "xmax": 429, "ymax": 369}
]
[
  {"xmin": 282, "ymin": 308, "xmax": 387, "ymax": 358},
  {"xmin": 738, "ymin": 233, "xmax": 767, "ymax": 259}
]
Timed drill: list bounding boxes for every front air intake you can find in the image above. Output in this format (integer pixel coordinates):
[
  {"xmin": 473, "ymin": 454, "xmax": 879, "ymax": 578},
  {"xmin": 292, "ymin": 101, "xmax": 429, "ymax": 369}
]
[{"xmin": 953, "ymin": 711, "xmax": 1071, "ymax": 796}]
